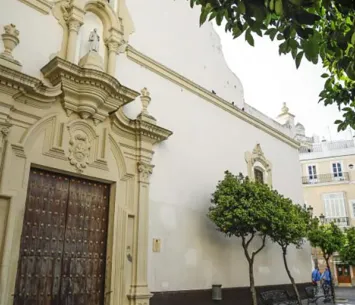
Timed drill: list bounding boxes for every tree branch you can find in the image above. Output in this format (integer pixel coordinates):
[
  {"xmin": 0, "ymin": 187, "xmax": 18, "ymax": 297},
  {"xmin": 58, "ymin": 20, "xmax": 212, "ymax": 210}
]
[
  {"xmin": 252, "ymin": 234, "xmax": 267, "ymax": 260},
  {"xmin": 242, "ymin": 235, "xmax": 252, "ymax": 263},
  {"xmin": 246, "ymin": 232, "xmax": 255, "ymax": 249}
]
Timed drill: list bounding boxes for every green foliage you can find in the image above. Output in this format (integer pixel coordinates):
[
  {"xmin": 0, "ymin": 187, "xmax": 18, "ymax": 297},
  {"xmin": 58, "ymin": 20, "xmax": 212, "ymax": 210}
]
[
  {"xmin": 189, "ymin": 0, "xmax": 355, "ymax": 131},
  {"xmin": 308, "ymin": 220, "xmax": 344, "ymax": 259},
  {"xmin": 208, "ymin": 171, "xmax": 278, "ymax": 239},
  {"xmin": 270, "ymin": 201, "xmax": 311, "ymax": 251},
  {"xmin": 208, "ymin": 171, "xmax": 282, "ymax": 305},
  {"xmin": 340, "ymin": 227, "xmax": 355, "ymax": 265}
]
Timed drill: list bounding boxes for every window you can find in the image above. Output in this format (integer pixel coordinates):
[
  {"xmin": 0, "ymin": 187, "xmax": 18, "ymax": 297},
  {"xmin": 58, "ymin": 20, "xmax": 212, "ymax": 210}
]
[
  {"xmin": 308, "ymin": 165, "xmax": 317, "ymax": 180},
  {"xmin": 323, "ymin": 193, "xmax": 346, "ymax": 218},
  {"xmin": 254, "ymin": 168, "xmax": 264, "ymax": 183},
  {"xmin": 332, "ymin": 162, "xmax": 343, "ymax": 178},
  {"xmin": 350, "ymin": 200, "xmax": 355, "ymax": 218}
]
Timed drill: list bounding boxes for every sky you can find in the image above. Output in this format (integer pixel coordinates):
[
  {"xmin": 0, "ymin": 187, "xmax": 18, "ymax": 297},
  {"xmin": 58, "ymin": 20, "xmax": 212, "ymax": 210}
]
[{"xmin": 213, "ymin": 25, "xmax": 354, "ymax": 141}]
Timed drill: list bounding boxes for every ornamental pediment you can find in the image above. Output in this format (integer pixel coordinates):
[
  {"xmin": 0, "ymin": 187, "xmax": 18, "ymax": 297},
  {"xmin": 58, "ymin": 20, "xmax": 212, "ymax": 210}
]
[{"xmin": 41, "ymin": 56, "xmax": 139, "ymax": 124}]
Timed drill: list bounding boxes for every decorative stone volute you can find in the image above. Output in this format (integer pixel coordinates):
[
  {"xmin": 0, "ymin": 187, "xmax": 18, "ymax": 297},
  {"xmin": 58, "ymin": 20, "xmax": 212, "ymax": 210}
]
[
  {"xmin": 41, "ymin": 57, "xmax": 139, "ymax": 124},
  {"xmin": 0, "ymin": 24, "xmax": 22, "ymax": 71},
  {"xmin": 137, "ymin": 87, "xmax": 156, "ymax": 124}
]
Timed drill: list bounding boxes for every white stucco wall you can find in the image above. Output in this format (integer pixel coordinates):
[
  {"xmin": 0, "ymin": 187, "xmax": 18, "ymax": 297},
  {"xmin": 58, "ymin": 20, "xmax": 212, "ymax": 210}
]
[
  {"xmin": 124, "ymin": 0, "xmax": 245, "ymax": 109},
  {"xmin": 117, "ymin": 55, "xmax": 310, "ymax": 292},
  {"xmin": 0, "ymin": 0, "xmax": 62, "ymax": 79}
]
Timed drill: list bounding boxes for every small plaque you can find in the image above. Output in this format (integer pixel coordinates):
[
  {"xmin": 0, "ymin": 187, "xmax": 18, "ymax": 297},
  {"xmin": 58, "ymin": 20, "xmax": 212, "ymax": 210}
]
[{"xmin": 152, "ymin": 238, "xmax": 161, "ymax": 252}]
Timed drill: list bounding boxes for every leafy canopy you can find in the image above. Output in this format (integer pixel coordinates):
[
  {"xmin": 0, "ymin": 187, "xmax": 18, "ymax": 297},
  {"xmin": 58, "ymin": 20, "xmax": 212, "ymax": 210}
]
[
  {"xmin": 308, "ymin": 220, "xmax": 344, "ymax": 259},
  {"xmin": 340, "ymin": 227, "xmax": 355, "ymax": 265},
  {"xmin": 270, "ymin": 200, "xmax": 311, "ymax": 251},
  {"xmin": 189, "ymin": 0, "xmax": 355, "ymax": 131},
  {"xmin": 208, "ymin": 171, "xmax": 278, "ymax": 238}
]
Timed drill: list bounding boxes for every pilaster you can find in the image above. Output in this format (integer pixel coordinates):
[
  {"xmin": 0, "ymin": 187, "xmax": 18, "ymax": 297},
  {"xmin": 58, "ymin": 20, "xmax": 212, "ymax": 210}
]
[
  {"xmin": 66, "ymin": 18, "xmax": 83, "ymax": 62},
  {"xmin": 127, "ymin": 161, "xmax": 154, "ymax": 305},
  {"xmin": 106, "ymin": 39, "xmax": 120, "ymax": 76}
]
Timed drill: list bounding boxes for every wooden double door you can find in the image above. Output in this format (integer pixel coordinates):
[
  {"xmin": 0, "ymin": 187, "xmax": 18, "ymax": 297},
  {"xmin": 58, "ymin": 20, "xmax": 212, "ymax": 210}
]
[
  {"xmin": 14, "ymin": 169, "xmax": 110, "ymax": 305},
  {"xmin": 336, "ymin": 264, "xmax": 351, "ymax": 284}
]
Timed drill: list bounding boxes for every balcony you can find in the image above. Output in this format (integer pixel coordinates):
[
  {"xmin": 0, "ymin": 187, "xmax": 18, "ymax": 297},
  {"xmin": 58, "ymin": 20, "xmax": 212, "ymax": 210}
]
[
  {"xmin": 324, "ymin": 217, "xmax": 350, "ymax": 227},
  {"xmin": 302, "ymin": 172, "xmax": 350, "ymax": 185}
]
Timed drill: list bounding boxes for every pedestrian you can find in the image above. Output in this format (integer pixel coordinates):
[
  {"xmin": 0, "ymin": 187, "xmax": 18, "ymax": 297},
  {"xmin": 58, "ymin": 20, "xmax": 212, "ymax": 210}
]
[
  {"xmin": 312, "ymin": 267, "xmax": 321, "ymax": 293},
  {"xmin": 321, "ymin": 267, "xmax": 331, "ymax": 286}
]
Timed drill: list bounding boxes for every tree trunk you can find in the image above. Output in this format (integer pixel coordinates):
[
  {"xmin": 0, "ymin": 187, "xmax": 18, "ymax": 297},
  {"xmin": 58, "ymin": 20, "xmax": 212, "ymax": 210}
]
[
  {"xmin": 248, "ymin": 258, "xmax": 258, "ymax": 305},
  {"xmin": 282, "ymin": 247, "xmax": 302, "ymax": 305},
  {"xmin": 242, "ymin": 234, "xmax": 266, "ymax": 305},
  {"xmin": 325, "ymin": 256, "xmax": 336, "ymax": 303}
]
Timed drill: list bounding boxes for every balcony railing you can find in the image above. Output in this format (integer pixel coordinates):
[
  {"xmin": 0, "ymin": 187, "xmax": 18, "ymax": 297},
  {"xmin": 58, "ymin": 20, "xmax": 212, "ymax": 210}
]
[
  {"xmin": 299, "ymin": 140, "xmax": 355, "ymax": 154},
  {"xmin": 324, "ymin": 217, "xmax": 350, "ymax": 227},
  {"xmin": 302, "ymin": 172, "xmax": 350, "ymax": 184}
]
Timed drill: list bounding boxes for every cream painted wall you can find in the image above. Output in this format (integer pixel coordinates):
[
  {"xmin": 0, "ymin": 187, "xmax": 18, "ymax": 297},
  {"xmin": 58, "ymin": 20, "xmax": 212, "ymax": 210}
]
[
  {"xmin": 303, "ymin": 184, "xmax": 355, "ymax": 226},
  {"xmin": 301, "ymin": 154, "xmax": 355, "ymax": 178},
  {"xmin": 301, "ymin": 154, "xmax": 355, "ymax": 227},
  {"xmin": 117, "ymin": 55, "xmax": 311, "ymax": 291}
]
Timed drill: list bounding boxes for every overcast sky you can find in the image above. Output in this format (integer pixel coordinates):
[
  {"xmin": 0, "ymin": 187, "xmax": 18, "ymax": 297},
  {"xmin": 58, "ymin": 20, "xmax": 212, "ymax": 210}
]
[{"xmin": 214, "ymin": 26, "xmax": 354, "ymax": 141}]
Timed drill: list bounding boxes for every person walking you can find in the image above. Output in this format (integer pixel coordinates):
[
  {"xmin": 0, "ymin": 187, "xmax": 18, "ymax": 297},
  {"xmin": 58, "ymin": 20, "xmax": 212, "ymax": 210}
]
[
  {"xmin": 312, "ymin": 267, "xmax": 322, "ymax": 294},
  {"xmin": 321, "ymin": 267, "xmax": 331, "ymax": 286}
]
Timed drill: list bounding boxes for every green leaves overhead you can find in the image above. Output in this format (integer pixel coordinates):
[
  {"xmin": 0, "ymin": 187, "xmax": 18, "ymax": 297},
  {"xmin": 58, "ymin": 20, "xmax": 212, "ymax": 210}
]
[
  {"xmin": 190, "ymin": 0, "xmax": 355, "ymax": 131},
  {"xmin": 308, "ymin": 221, "xmax": 344, "ymax": 259},
  {"xmin": 340, "ymin": 227, "xmax": 355, "ymax": 265}
]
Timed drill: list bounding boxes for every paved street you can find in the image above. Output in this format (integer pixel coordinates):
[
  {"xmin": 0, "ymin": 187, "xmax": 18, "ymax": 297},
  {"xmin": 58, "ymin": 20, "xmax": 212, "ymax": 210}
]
[{"xmin": 334, "ymin": 287, "xmax": 355, "ymax": 304}]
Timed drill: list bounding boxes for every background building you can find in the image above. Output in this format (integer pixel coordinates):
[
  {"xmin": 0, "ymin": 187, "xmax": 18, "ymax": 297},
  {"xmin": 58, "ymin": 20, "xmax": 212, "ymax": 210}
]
[{"xmin": 299, "ymin": 130, "xmax": 355, "ymax": 287}]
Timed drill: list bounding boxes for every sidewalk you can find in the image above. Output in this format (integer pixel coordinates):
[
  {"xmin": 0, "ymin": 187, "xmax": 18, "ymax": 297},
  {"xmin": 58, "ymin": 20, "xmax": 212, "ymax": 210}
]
[
  {"xmin": 300, "ymin": 287, "xmax": 355, "ymax": 305},
  {"xmin": 334, "ymin": 287, "xmax": 355, "ymax": 304}
]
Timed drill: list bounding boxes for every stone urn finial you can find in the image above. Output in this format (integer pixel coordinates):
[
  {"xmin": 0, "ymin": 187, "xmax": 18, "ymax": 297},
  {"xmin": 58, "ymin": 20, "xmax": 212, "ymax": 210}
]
[
  {"xmin": 137, "ymin": 87, "xmax": 156, "ymax": 124},
  {"xmin": 281, "ymin": 102, "xmax": 289, "ymax": 114},
  {"xmin": 1, "ymin": 24, "xmax": 20, "ymax": 59},
  {"xmin": 140, "ymin": 87, "xmax": 151, "ymax": 114}
]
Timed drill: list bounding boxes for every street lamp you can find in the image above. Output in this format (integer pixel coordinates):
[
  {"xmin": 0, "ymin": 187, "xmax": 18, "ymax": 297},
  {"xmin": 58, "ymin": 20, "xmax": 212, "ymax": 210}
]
[
  {"xmin": 319, "ymin": 213, "xmax": 325, "ymax": 224},
  {"xmin": 307, "ymin": 205, "xmax": 314, "ymax": 217}
]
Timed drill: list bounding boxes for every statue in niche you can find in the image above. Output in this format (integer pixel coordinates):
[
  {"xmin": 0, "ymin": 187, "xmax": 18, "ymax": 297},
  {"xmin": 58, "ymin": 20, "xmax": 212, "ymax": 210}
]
[{"xmin": 88, "ymin": 28, "xmax": 100, "ymax": 52}]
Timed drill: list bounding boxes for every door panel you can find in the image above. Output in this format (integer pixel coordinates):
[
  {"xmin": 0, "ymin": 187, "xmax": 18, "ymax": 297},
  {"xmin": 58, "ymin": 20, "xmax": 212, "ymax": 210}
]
[
  {"xmin": 14, "ymin": 169, "xmax": 109, "ymax": 305},
  {"xmin": 337, "ymin": 264, "xmax": 352, "ymax": 284},
  {"xmin": 60, "ymin": 178, "xmax": 109, "ymax": 305}
]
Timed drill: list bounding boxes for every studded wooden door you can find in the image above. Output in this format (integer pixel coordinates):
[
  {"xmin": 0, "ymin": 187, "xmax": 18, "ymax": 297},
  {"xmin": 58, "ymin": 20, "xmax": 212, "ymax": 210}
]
[{"xmin": 13, "ymin": 169, "xmax": 109, "ymax": 305}]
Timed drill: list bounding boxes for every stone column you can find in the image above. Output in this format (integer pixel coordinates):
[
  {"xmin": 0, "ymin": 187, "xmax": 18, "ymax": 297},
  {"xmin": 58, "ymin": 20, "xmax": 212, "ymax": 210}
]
[
  {"xmin": 106, "ymin": 40, "xmax": 119, "ymax": 76},
  {"xmin": 66, "ymin": 19, "xmax": 82, "ymax": 62},
  {"xmin": 128, "ymin": 161, "xmax": 154, "ymax": 305}
]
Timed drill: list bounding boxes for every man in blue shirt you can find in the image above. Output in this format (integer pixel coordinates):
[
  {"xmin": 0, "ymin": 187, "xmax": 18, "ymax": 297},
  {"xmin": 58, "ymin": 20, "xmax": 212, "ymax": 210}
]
[
  {"xmin": 312, "ymin": 267, "xmax": 321, "ymax": 285},
  {"xmin": 321, "ymin": 267, "xmax": 331, "ymax": 286}
]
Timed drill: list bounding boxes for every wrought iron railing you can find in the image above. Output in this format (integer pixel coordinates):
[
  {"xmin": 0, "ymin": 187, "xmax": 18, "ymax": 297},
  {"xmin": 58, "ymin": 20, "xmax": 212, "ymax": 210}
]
[
  {"xmin": 324, "ymin": 217, "xmax": 350, "ymax": 227},
  {"xmin": 302, "ymin": 172, "xmax": 349, "ymax": 184}
]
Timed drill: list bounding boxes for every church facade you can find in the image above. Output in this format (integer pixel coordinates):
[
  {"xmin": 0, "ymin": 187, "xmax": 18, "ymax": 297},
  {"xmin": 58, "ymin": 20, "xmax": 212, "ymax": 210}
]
[{"xmin": 0, "ymin": 1, "xmax": 311, "ymax": 305}]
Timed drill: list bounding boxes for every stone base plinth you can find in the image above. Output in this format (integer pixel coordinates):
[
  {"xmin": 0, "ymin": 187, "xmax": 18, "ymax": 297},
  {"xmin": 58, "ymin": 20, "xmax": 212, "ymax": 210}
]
[{"xmin": 78, "ymin": 51, "xmax": 104, "ymax": 71}]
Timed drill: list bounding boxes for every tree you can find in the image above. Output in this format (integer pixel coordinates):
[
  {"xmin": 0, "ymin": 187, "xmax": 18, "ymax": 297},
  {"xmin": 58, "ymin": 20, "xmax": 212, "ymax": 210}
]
[
  {"xmin": 269, "ymin": 201, "xmax": 311, "ymax": 305},
  {"xmin": 340, "ymin": 227, "xmax": 355, "ymax": 265},
  {"xmin": 189, "ymin": 0, "xmax": 355, "ymax": 131},
  {"xmin": 208, "ymin": 171, "xmax": 278, "ymax": 305},
  {"xmin": 308, "ymin": 220, "xmax": 344, "ymax": 301}
]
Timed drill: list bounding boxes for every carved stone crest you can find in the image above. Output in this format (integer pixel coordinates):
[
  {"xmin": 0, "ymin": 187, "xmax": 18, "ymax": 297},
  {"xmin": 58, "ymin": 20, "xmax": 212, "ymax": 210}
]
[
  {"xmin": 137, "ymin": 161, "xmax": 154, "ymax": 183},
  {"xmin": 68, "ymin": 132, "xmax": 90, "ymax": 172}
]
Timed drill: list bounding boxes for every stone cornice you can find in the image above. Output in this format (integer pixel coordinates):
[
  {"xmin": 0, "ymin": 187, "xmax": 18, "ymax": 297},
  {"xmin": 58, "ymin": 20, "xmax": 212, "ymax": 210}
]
[
  {"xmin": 126, "ymin": 45, "xmax": 300, "ymax": 149},
  {"xmin": 18, "ymin": 0, "xmax": 53, "ymax": 14},
  {"xmin": 41, "ymin": 57, "xmax": 139, "ymax": 123},
  {"xmin": 0, "ymin": 63, "xmax": 61, "ymax": 107},
  {"xmin": 111, "ymin": 109, "xmax": 173, "ymax": 145}
]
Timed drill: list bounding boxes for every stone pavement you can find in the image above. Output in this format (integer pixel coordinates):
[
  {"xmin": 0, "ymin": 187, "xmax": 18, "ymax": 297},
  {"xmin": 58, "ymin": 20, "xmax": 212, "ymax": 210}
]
[
  {"xmin": 334, "ymin": 287, "xmax": 355, "ymax": 304},
  {"xmin": 300, "ymin": 287, "xmax": 355, "ymax": 305}
]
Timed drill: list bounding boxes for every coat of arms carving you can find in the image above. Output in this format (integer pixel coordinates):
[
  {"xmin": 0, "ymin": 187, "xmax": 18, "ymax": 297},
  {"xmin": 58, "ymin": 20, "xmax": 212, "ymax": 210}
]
[{"xmin": 68, "ymin": 132, "xmax": 90, "ymax": 172}]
